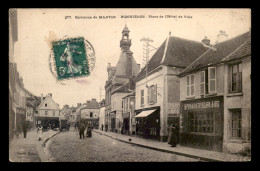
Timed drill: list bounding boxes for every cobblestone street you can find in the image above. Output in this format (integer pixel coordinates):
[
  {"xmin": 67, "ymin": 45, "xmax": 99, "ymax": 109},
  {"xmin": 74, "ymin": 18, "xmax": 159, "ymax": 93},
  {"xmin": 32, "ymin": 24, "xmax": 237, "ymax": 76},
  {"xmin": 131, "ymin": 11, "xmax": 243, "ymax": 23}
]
[{"xmin": 47, "ymin": 130, "xmax": 199, "ymax": 162}]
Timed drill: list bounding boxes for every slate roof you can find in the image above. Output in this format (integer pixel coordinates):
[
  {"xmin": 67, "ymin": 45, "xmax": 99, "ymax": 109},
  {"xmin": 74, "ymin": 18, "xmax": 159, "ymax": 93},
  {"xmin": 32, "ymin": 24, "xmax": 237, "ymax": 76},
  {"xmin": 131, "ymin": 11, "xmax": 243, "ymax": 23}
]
[
  {"xmin": 80, "ymin": 101, "xmax": 100, "ymax": 110},
  {"xmin": 221, "ymin": 36, "xmax": 251, "ymax": 62},
  {"xmin": 179, "ymin": 31, "xmax": 250, "ymax": 76},
  {"xmin": 111, "ymin": 81, "xmax": 131, "ymax": 95},
  {"xmin": 135, "ymin": 36, "xmax": 208, "ymax": 81}
]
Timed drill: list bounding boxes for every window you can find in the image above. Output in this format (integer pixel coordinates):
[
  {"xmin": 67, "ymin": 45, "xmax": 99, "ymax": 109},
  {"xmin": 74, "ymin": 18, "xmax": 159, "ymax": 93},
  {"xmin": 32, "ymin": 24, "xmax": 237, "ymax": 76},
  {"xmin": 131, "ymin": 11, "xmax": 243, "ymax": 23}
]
[
  {"xmin": 231, "ymin": 63, "xmax": 242, "ymax": 92},
  {"xmin": 148, "ymin": 85, "xmax": 157, "ymax": 104},
  {"xmin": 45, "ymin": 104, "xmax": 47, "ymax": 107},
  {"xmin": 208, "ymin": 67, "xmax": 216, "ymax": 93},
  {"xmin": 200, "ymin": 71, "xmax": 205, "ymax": 95},
  {"xmin": 189, "ymin": 112, "xmax": 213, "ymax": 133},
  {"xmin": 141, "ymin": 89, "xmax": 144, "ymax": 106},
  {"xmin": 230, "ymin": 109, "xmax": 242, "ymax": 138},
  {"xmin": 45, "ymin": 111, "xmax": 48, "ymax": 116},
  {"xmin": 90, "ymin": 112, "xmax": 93, "ymax": 117},
  {"xmin": 186, "ymin": 75, "xmax": 195, "ymax": 97}
]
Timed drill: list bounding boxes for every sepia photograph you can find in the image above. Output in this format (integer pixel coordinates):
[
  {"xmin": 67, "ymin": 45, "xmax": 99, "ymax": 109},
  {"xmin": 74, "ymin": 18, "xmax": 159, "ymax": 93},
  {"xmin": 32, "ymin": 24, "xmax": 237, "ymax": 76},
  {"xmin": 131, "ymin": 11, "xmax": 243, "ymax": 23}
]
[{"xmin": 9, "ymin": 8, "xmax": 251, "ymax": 162}]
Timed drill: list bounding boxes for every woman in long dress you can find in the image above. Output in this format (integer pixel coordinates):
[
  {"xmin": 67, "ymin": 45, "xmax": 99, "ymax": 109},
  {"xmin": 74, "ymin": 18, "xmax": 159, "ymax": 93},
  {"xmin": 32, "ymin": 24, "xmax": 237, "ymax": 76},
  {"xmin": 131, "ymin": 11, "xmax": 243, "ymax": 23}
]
[
  {"xmin": 167, "ymin": 124, "xmax": 177, "ymax": 147},
  {"xmin": 37, "ymin": 125, "xmax": 43, "ymax": 141}
]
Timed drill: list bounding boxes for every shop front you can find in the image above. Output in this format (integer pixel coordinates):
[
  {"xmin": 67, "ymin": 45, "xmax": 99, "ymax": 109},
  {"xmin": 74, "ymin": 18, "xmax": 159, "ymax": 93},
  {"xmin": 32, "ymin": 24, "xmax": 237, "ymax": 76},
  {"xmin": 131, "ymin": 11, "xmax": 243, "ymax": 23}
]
[
  {"xmin": 16, "ymin": 107, "xmax": 26, "ymax": 132},
  {"xmin": 110, "ymin": 111, "xmax": 116, "ymax": 132},
  {"xmin": 180, "ymin": 96, "xmax": 224, "ymax": 151},
  {"xmin": 122, "ymin": 112, "xmax": 130, "ymax": 135},
  {"xmin": 135, "ymin": 106, "xmax": 160, "ymax": 140},
  {"xmin": 35, "ymin": 116, "xmax": 60, "ymax": 130}
]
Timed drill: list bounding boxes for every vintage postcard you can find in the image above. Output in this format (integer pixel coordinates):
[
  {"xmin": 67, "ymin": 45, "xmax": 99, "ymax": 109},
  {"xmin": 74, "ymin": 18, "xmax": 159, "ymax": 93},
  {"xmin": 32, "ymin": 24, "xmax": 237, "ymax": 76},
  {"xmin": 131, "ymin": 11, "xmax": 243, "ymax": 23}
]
[{"xmin": 9, "ymin": 8, "xmax": 251, "ymax": 162}]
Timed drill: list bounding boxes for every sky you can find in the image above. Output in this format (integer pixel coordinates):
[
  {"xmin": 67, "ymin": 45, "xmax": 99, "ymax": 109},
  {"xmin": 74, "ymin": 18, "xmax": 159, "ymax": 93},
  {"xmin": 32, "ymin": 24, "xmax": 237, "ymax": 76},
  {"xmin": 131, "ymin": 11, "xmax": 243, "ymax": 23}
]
[{"xmin": 12, "ymin": 8, "xmax": 251, "ymax": 108}]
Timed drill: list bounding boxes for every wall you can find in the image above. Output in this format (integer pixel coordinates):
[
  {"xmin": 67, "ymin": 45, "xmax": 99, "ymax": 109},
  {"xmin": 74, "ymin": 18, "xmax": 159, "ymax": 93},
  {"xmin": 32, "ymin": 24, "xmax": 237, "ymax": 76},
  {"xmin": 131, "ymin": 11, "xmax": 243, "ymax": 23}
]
[
  {"xmin": 223, "ymin": 56, "xmax": 251, "ymax": 153},
  {"xmin": 81, "ymin": 108, "xmax": 99, "ymax": 119},
  {"xmin": 38, "ymin": 110, "xmax": 59, "ymax": 117},
  {"xmin": 135, "ymin": 66, "xmax": 182, "ymax": 140},
  {"xmin": 180, "ymin": 65, "xmax": 225, "ymax": 101}
]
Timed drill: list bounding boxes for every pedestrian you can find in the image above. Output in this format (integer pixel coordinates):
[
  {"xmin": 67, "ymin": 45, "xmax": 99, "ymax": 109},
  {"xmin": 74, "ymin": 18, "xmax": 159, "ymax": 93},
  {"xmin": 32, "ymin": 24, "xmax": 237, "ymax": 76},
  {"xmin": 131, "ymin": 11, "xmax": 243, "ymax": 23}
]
[
  {"xmin": 121, "ymin": 124, "xmax": 124, "ymax": 135},
  {"xmin": 105, "ymin": 123, "xmax": 108, "ymax": 132},
  {"xmin": 86, "ymin": 125, "xmax": 92, "ymax": 138},
  {"xmin": 101, "ymin": 124, "xmax": 104, "ymax": 131},
  {"xmin": 22, "ymin": 122, "xmax": 27, "ymax": 138},
  {"xmin": 74, "ymin": 122, "xmax": 77, "ymax": 131},
  {"xmin": 79, "ymin": 123, "xmax": 85, "ymax": 139},
  {"xmin": 37, "ymin": 124, "xmax": 43, "ymax": 141},
  {"xmin": 167, "ymin": 124, "xmax": 177, "ymax": 147}
]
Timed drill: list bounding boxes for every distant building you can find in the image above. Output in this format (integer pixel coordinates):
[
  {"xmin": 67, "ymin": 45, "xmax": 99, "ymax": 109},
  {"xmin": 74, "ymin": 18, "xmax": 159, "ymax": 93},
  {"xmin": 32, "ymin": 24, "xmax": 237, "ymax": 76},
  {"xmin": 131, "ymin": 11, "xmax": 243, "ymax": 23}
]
[
  {"xmin": 134, "ymin": 32, "xmax": 208, "ymax": 141},
  {"xmin": 36, "ymin": 93, "xmax": 60, "ymax": 129},
  {"xmin": 178, "ymin": 31, "xmax": 251, "ymax": 153},
  {"xmin": 80, "ymin": 98, "xmax": 100, "ymax": 128},
  {"xmin": 99, "ymin": 99, "xmax": 106, "ymax": 130}
]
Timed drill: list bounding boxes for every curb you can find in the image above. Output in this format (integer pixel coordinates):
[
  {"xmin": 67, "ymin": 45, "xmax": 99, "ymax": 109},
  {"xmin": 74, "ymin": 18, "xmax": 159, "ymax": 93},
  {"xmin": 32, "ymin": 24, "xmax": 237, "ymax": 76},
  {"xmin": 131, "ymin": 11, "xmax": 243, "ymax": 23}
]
[
  {"xmin": 42, "ymin": 131, "xmax": 61, "ymax": 148},
  {"xmin": 93, "ymin": 130, "xmax": 222, "ymax": 162}
]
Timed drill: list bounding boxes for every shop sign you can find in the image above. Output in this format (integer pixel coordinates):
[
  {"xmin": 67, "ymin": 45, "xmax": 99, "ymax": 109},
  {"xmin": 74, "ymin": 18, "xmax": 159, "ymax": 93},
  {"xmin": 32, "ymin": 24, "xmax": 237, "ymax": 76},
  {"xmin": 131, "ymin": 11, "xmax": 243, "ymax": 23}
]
[
  {"xmin": 168, "ymin": 103, "xmax": 180, "ymax": 114},
  {"xmin": 184, "ymin": 100, "xmax": 220, "ymax": 110}
]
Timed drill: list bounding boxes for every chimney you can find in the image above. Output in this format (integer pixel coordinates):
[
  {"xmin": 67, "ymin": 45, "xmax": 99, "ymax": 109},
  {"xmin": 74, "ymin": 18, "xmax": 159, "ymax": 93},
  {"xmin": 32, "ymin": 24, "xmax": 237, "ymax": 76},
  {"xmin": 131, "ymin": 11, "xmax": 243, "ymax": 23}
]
[
  {"xmin": 216, "ymin": 30, "xmax": 228, "ymax": 43},
  {"xmin": 77, "ymin": 103, "xmax": 82, "ymax": 107},
  {"xmin": 87, "ymin": 100, "xmax": 91, "ymax": 104},
  {"xmin": 92, "ymin": 98, "xmax": 97, "ymax": 102},
  {"xmin": 202, "ymin": 36, "xmax": 210, "ymax": 46},
  {"xmin": 41, "ymin": 94, "xmax": 43, "ymax": 102},
  {"xmin": 48, "ymin": 93, "xmax": 52, "ymax": 97}
]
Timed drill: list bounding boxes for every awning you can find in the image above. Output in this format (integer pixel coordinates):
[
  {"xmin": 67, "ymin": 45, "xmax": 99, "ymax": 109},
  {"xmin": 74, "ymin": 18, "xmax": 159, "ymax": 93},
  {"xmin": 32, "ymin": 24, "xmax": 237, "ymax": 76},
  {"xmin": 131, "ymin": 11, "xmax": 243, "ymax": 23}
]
[{"xmin": 135, "ymin": 109, "xmax": 156, "ymax": 118}]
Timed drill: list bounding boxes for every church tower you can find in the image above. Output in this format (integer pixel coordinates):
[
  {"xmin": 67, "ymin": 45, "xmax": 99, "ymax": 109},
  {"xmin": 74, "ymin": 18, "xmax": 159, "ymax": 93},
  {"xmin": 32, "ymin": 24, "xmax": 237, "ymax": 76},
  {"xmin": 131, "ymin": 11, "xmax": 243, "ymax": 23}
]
[{"xmin": 120, "ymin": 25, "xmax": 132, "ymax": 52}]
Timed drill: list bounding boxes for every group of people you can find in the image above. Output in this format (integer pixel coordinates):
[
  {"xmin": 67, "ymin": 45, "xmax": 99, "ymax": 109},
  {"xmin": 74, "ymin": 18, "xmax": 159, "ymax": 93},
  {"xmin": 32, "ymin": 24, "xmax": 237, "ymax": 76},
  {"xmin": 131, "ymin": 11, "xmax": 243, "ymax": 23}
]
[
  {"xmin": 78, "ymin": 123, "xmax": 93, "ymax": 139},
  {"xmin": 101, "ymin": 123, "xmax": 108, "ymax": 132}
]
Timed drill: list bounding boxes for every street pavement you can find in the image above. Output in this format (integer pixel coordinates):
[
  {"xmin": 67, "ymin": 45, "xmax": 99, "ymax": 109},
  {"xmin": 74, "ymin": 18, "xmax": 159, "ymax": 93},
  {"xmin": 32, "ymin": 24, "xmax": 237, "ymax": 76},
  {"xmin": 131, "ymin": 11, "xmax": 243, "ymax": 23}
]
[
  {"xmin": 93, "ymin": 129, "xmax": 251, "ymax": 162},
  {"xmin": 47, "ymin": 129, "xmax": 199, "ymax": 162},
  {"xmin": 9, "ymin": 128, "xmax": 60, "ymax": 162}
]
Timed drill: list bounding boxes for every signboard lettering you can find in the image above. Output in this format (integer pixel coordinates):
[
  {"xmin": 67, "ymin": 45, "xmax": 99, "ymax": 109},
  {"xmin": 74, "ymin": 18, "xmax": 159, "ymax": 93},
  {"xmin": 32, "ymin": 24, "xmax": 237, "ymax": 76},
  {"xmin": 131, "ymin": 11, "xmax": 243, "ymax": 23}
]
[{"xmin": 184, "ymin": 100, "xmax": 220, "ymax": 110}]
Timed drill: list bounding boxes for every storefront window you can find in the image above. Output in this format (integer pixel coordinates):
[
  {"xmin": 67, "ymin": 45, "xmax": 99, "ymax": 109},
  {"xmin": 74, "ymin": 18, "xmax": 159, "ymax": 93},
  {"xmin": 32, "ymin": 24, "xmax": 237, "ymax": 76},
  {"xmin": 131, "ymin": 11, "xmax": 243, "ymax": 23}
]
[
  {"xmin": 189, "ymin": 112, "xmax": 213, "ymax": 133},
  {"xmin": 231, "ymin": 109, "xmax": 242, "ymax": 138}
]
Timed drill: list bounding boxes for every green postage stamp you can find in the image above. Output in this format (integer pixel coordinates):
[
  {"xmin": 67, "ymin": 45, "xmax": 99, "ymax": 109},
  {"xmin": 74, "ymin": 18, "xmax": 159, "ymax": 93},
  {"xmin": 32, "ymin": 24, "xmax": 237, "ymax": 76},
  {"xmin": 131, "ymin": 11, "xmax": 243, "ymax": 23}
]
[{"xmin": 51, "ymin": 37, "xmax": 95, "ymax": 81}]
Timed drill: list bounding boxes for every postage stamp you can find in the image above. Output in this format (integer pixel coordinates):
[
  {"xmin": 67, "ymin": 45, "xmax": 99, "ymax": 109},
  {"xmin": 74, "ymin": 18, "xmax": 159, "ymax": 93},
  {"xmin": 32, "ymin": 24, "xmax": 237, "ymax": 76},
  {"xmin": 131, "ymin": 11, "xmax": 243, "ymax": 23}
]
[{"xmin": 51, "ymin": 37, "xmax": 95, "ymax": 81}]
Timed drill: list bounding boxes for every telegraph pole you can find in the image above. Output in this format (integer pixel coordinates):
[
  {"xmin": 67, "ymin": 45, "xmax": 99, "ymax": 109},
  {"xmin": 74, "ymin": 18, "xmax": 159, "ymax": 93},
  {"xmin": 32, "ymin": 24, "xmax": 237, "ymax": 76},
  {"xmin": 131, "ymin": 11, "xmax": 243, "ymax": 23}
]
[{"xmin": 140, "ymin": 37, "xmax": 157, "ymax": 87}]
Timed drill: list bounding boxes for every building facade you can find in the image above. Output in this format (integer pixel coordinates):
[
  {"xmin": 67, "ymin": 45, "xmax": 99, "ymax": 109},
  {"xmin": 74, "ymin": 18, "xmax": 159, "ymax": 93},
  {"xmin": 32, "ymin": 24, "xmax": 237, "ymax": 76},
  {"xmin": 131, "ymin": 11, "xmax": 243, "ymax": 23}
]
[
  {"xmin": 122, "ymin": 92, "xmax": 136, "ymax": 135},
  {"xmin": 36, "ymin": 93, "xmax": 60, "ymax": 129},
  {"xmin": 99, "ymin": 99, "xmax": 106, "ymax": 130},
  {"xmin": 80, "ymin": 99, "xmax": 100, "ymax": 128},
  {"xmin": 9, "ymin": 62, "xmax": 28, "ymax": 139},
  {"xmin": 178, "ymin": 31, "xmax": 251, "ymax": 153},
  {"xmin": 105, "ymin": 25, "xmax": 140, "ymax": 132},
  {"xmin": 134, "ymin": 33, "xmax": 208, "ymax": 141}
]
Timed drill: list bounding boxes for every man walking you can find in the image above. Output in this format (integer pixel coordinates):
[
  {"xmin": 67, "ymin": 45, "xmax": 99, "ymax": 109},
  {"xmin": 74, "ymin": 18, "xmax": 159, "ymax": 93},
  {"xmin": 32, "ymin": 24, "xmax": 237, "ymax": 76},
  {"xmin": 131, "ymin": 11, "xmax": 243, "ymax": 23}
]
[
  {"xmin": 79, "ymin": 123, "xmax": 85, "ymax": 139},
  {"xmin": 105, "ymin": 123, "xmax": 108, "ymax": 132},
  {"xmin": 22, "ymin": 121, "xmax": 27, "ymax": 138}
]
